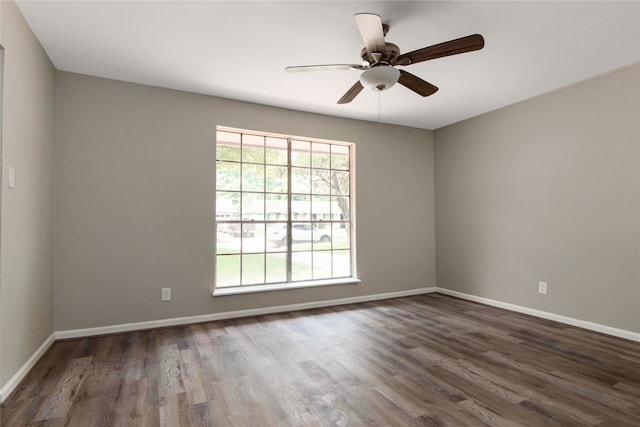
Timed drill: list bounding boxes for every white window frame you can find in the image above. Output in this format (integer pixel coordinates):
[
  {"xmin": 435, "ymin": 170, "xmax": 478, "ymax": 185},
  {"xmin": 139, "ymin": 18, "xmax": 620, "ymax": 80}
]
[{"xmin": 213, "ymin": 126, "xmax": 359, "ymax": 296}]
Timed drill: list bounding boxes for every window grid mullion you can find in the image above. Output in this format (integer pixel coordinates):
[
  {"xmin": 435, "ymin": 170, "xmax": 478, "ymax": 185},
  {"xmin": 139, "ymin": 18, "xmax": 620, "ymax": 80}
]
[
  {"xmin": 286, "ymin": 138, "xmax": 293, "ymax": 283},
  {"xmin": 262, "ymin": 136, "xmax": 267, "ymax": 285},
  {"xmin": 239, "ymin": 133, "xmax": 244, "ymax": 285}
]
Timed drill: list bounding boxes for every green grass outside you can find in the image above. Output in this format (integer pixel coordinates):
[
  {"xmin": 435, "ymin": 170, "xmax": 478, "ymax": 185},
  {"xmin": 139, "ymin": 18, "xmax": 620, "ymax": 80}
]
[{"xmin": 216, "ymin": 246, "xmax": 349, "ymax": 287}]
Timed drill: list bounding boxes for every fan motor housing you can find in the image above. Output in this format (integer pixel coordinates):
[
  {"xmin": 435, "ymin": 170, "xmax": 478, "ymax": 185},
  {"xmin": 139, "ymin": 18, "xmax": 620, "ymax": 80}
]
[{"xmin": 361, "ymin": 43, "xmax": 400, "ymax": 65}]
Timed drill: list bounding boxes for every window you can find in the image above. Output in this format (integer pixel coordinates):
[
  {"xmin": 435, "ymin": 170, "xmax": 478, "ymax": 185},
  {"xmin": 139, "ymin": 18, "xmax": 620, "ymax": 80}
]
[{"xmin": 215, "ymin": 127, "xmax": 356, "ymax": 294}]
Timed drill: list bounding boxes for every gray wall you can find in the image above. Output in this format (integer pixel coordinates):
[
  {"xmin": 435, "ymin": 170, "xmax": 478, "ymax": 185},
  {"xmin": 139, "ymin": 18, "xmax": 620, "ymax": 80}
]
[
  {"xmin": 0, "ymin": 0, "xmax": 55, "ymax": 387},
  {"xmin": 435, "ymin": 64, "xmax": 640, "ymax": 332},
  {"xmin": 54, "ymin": 72, "xmax": 436, "ymax": 330}
]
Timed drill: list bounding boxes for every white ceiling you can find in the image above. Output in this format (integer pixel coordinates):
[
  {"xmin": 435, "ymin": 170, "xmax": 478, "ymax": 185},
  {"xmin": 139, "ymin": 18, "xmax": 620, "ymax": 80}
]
[{"xmin": 16, "ymin": 1, "xmax": 640, "ymax": 130}]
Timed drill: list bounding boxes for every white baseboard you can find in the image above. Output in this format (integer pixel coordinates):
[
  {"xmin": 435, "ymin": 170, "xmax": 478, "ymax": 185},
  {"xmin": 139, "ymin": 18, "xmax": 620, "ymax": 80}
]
[
  {"xmin": 56, "ymin": 286, "xmax": 438, "ymax": 340},
  {"xmin": 436, "ymin": 287, "xmax": 640, "ymax": 342},
  {"xmin": 0, "ymin": 332, "xmax": 56, "ymax": 403}
]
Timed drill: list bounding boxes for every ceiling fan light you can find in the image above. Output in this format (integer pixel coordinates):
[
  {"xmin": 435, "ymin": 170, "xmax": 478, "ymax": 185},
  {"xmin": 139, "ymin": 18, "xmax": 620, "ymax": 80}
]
[{"xmin": 359, "ymin": 66, "xmax": 400, "ymax": 91}]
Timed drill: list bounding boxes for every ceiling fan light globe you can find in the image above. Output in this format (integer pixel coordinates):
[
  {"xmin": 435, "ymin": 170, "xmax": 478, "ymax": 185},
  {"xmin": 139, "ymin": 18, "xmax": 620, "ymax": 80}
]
[{"xmin": 359, "ymin": 66, "xmax": 400, "ymax": 91}]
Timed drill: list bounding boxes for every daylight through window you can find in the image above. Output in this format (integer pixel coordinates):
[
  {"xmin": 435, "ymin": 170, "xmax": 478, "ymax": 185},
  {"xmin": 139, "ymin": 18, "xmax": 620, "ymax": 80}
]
[{"xmin": 215, "ymin": 127, "xmax": 355, "ymax": 291}]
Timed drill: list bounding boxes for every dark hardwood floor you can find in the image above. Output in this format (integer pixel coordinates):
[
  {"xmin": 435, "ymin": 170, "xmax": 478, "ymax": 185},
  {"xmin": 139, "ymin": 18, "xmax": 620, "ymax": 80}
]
[{"xmin": 2, "ymin": 293, "xmax": 639, "ymax": 426}]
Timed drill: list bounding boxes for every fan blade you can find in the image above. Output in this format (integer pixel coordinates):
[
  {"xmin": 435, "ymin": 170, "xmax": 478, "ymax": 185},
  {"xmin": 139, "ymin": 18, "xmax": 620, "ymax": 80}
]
[
  {"xmin": 337, "ymin": 81, "xmax": 364, "ymax": 104},
  {"xmin": 398, "ymin": 70, "xmax": 438, "ymax": 97},
  {"xmin": 286, "ymin": 64, "xmax": 365, "ymax": 72},
  {"xmin": 354, "ymin": 13, "xmax": 386, "ymax": 59},
  {"xmin": 396, "ymin": 34, "xmax": 484, "ymax": 66}
]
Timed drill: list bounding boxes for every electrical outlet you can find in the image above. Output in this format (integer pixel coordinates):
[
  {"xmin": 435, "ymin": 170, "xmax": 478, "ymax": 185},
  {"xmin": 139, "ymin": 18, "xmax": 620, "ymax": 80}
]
[
  {"xmin": 8, "ymin": 166, "xmax": 15, "ymax": 189},
  {"xmin": 162, "ymin": 287, "xmax": 171, "ymax": 301},
  {"xmin": 538, "ymin": 281, "xmax": 548, "ymax": 295}
]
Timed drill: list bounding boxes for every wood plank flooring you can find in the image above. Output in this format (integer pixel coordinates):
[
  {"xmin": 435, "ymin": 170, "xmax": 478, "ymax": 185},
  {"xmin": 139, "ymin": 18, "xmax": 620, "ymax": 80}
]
[{"xmin": 2, "ymin": 293, "xmax": 639, "ymax": 426}]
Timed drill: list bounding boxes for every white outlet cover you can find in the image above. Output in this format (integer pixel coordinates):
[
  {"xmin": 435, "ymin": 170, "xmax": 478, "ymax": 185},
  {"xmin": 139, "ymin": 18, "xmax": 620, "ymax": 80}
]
[
  {"xmin": 8, "ymin": 166, "xmax": 15, "ymax": 188},
  {"xmin": 538, "ymin": 281, "xmax": 548, "ymax": 294}
]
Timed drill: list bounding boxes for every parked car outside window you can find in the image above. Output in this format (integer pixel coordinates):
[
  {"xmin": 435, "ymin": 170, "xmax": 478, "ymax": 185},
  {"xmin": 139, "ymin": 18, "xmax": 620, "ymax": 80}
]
[
  {"xmin": 267, "ymin": 224, "xmax": 330, "ymax": 247},
  {"xmin": 220, "ymin": 219, "xmax": 255, "ymax": 237}
]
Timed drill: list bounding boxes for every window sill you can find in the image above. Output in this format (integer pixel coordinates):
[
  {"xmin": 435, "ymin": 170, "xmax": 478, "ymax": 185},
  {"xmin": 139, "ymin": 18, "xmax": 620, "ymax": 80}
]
[{"xmin": 212, "ymin": 278, "xmax": 361, "ymax": 297}]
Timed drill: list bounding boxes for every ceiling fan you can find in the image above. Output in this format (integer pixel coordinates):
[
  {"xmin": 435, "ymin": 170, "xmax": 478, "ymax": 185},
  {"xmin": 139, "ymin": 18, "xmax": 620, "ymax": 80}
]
[{"xmin": 286, "ymin": 13, "xmax": 485, "ymax": 104}]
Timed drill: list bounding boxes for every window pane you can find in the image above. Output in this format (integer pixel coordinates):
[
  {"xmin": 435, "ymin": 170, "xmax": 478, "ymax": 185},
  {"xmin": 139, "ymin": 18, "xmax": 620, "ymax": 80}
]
[
  {"xmin": 292, "ymin": 251, "xmax": 312, "ymax": 281},
  {"xmin": 216, "ymin": 224, "xmax": 239, "ymax": 255},
  {"xmin": 266, "ymin": 254, "xmax": 287, "ymax": 283},
  {"xmin": 312, "ymin": 143, "xmax": 331, "ymax": 169},
  {"xmin": 313, "ymin": 251, "xmax": 332, "ymax": 279},
  {"xmin": 331, "ymin": 195, "xmax": 349, "ymax": 221},
  {"xmin": 218, "ymin": 131, "xmax": 241, "ymax": 143},
  {"xmin": 313, "ymin": 226, "xmax": 331, "ymax": 250},
  {"xmin": 332, "ymin": 223, "xmax": 350, "ymax": 250},
  {"xmin": 266, "ymin": 137, "xmax": 288, "ymax": 165},
  {"xmin": 217, "ymin": 132, "xmax": 241, "ymax": 161},
  {"xmin": 242, "ymin": 134, "xmax": 265, "ymax": 163},
  {"xmin": 332, "ymin": 250, "xmax": 351, "ymax": 277},
  {"xmin": 331, "ymin": 170, "xmax": 350, "ymax": 196},
  {"xmin": 291, "ymin": 167, "xmax": 310, "ymax": 194},
  {"xmin": 216, "ymin": 161, "xmax": 240, "ymax": 191},
  {"xmin": 242, "ymin": 223, "xmax": 263, "ymax": 253},
  {"xmin": 291, "ymin": 140, "xmax": 310, "ymax": 167},
  {"xmin": 312, "ymin": 195, "xmax": 330, "ymax": 221},
  {"xmin": 311, "ymin": 169, "xmax": 330, "ymax": 195},
  {"xmin": 331, "ymin": 145, "xmax": 349, "ymax": 170},
  {"xmin": 242, "ymin": 193, "xmax": 264, "ymax": 221},
  {"xmin": 265, "ymin": 194, "xmax": 288, "ymax": 221},
  {"xmin": 266, "ymin": 165, "xmax": 288, "ymax": 193},
  {"xmin": 216, "ymin": 192, "xmax": 240, "ymax": 219},
  {"xmin": 216, "ymin": 255, "xmax": 240, "ymax": 287},
  {"xmin": 291, "ymin": 223, "xmax": 313, "ymax": 252},
  {"xmin": 242, "ymin": 164, "xmax": 264, "ymax": 192},
  {"xmin": 242, "ymin": 254, "xmax": 265, "ymax": 285},
  {"xmin": 266, "ymin": 222, "xmax": 288, "ymax": 251},
  {"xmin": 291, "ymin": 196, "xmax": 310, "ymax": 221}
]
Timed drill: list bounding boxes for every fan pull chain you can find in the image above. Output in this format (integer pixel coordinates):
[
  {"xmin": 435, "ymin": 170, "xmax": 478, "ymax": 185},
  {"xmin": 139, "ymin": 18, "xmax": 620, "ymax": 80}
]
[{"xmin": 377, "ymin": 89, "xmax": 382, "ymax": 129}]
